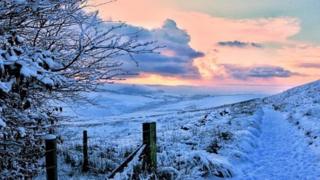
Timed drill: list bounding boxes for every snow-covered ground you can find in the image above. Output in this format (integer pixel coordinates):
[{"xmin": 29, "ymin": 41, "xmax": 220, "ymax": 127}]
[
  {"xmin": 36, "ymin": 80, "xmax": 320, "ymax": 179},
  {"xmin": 239, "ymin": 108, "xmax": 320, "ymax": 179},
  {"xmin": 54, "ymin": 98, "xmax": 264, "ymax": 179},
  {"xmin": 266, "ymin": 80, "xmax": 320, "ymax": 153},
  {"xmin": 62, "ymin": 84, "xmax": 263, "ymax": 122}
]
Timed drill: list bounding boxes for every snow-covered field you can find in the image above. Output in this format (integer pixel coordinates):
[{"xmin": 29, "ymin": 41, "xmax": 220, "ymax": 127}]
[{"xmin": 36, "ymin": 81, "xmax": 320, "ymax": 179}]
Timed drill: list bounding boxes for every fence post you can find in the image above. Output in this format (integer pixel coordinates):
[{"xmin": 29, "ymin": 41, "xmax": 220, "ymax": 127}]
[
  {"xmin": 142, "ymin": 122, "xmax": 157, "ymax": 172},
  {"xmin": 45, "ymin": 134, "xmax": 57, "ymax": 180},
  {"xmin": 3, "ymin": 134, "xmax": 6, "ymax": 151},
  {"xmin": 82, "ymin": 130, "xmax": 89, "ymax": 172},
  {"xmin": 49, "ymin": 119, "xmax": 55, "ymax": 134}
]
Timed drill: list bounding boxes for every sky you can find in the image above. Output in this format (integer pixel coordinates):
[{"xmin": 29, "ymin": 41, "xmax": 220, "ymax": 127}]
[{"xmin": 89, "ymin": 0, "xmax": 320, "ymax": 92}]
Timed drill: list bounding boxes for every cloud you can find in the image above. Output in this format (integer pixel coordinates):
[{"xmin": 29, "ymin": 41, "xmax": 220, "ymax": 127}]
[
  {"xmin": 218, "ymin": 41, "xmax": 263, "ymax": 48},
  {"xmin": 224, "ymin": 65, "xmax": 298, "ymax": 80},
  {"xmin": 132, "ymin": 53, "xmax": 201, "ymax": 77},
  {"xmin": 119, "ymin": 19, "xmax": 204, "ymax": 78},
  {"xmin": 299, "ymin": 63, "xmax": 320, "ymax": 68},
  {"xmin": 154, "ymin": 19, "xmax": 190, "ymax": 44},
  {"xmin": 92, "ymin": 1, "xmax": 318, "ymax": 87}
]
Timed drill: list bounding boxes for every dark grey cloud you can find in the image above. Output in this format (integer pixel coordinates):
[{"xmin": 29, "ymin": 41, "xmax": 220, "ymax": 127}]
[
  {"xmin": 133, "ymin": 53, "xmax": 200, "ymax": 77},
  {"xmin": 299, "ymin": 63, "xmax": 320, "ymax": 68},
  {"xmin": 224, "ymin": 65, "xmax": 298, "ymax": 80},
  {"xmin": 218, "ymin": 40, "xmax": 263, "ymax": 48},
  {"xmin": 115, "ymin": 19, "xmax": 203, "ymax": 78}
]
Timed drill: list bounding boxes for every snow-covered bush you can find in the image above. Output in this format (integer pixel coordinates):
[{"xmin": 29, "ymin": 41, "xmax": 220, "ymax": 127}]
[{"xmin": 0, "ymin": 32, "xmax": 65, "ymax": 177}]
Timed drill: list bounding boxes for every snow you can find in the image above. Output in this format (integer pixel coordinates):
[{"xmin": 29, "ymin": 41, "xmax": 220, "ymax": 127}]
[
  {"xmin": 238, "ymin": 108, "xmax": 320, "ymax": 179},
  {"xmin": 266, "ymin": 80, "xmax": 320, "ymax": 154},
  {"xmin": 52, "ymin": 86, "xmax": 264, "ymax": 179},
  {"xmin": 7, "ymin": 55, "xmax": 18, "ymax": 61},
  {"xmin": 37, "ymin": 80, "xmax": 320, "ymax": 179},
  {"xmin": 62, "ymin": 84, "xmax": 264, "ymax": 120},
  {"xmin": 0, "ymin": 117, "xmax": 5, "ymax": 127},
  {"xmin": 113, "ymin": 145, "xmax": 146, "ymax": 179},
  {"xmin": 17, "ymin": 127, "xmax": 26, "ymax": 138},
  {"xmin": 39, "ymin": 76, "xmax": 55, "ymax": 86},
  {"xmin": 13, "ymin": 0, "xmax": 26, "ymax": 4},
  {"xmin": 45, "ymin": 134, "xmax": 57, "ymax": 140},
  {"xmin": 0, "ymin": 79, "xmax": 15, "ymax": 93},
  {"xmin": 19, "ymin": 59, "xmax": 40, "ymax": 77}
]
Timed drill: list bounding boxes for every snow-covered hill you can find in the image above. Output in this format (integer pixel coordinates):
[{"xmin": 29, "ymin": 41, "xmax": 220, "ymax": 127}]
[
  {"xmin": 36, "ymin": 80, "xmax": 320, "ymax": 179},
  {"xmin": 233, "ymin": 79, "xmax": 320, "ymax": 179},
  {"xmin": 62, "ymin": 83, "xmax": 263, "ymax": 120},
  {"xmin": 266, "ymin": 80, "xmax": 320, "ymax": 152}
]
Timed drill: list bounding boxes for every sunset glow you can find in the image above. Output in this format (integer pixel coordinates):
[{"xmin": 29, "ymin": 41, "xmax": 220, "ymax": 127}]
[{"xmin": 90, "ymin": 0, "xmax": 320, "ymax": 92}]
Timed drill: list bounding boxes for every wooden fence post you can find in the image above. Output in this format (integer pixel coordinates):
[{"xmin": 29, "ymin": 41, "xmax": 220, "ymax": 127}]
[
  {"xmin": 82, "ymin": 130, "xmax": 89, "ymax": 172},
  {"xmin": 45, "ymin": 134, "xmax": 57, "ymax": 180},
  {"xmin": 142, "ymin": 122, "xmax": 157, "ymax": 172},
  {"xmin": 49, "ymin": 120, "xmax": 55, "ymax": 134},
  {"xmin": 3, "ymin": 134, "xmax": 6, "ymax": 151}
]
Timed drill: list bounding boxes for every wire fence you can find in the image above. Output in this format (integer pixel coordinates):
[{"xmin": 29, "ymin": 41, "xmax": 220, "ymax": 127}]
[
  {"xmin": 0, "ymin": 109, "xmax": 210, "ymax": 179},
  {"xmin": 5, "ymin": 122, "xmax": 157, "ymax": 180}
]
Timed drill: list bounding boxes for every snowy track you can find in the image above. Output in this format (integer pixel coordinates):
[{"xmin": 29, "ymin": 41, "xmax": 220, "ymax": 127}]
[{"xmin": 240, "ymin": 108, "xmax": 320, "ymax": 179}]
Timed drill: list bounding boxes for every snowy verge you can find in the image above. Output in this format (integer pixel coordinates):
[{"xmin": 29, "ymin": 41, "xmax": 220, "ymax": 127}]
[{"xmin": 266, "ymin": 80, "xmax": 320, "ymax": 154}]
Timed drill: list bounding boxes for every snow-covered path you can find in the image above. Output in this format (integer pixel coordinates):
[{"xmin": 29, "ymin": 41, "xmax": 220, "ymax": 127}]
[{"xmin": 240, "ymin": 108, "xmax": 320, "ymax": 180}]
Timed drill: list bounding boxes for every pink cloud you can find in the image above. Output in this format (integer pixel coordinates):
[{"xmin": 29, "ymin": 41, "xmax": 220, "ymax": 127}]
[
  {"xmin": 88, "ymin": 0, "xmax": 319, "ymax": 91},
  {"xmin": 90, "ymin": 0, "xmax": 300, "ymax": 48}
]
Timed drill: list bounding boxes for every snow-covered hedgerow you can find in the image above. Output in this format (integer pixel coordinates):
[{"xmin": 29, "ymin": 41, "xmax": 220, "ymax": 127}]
[{"xmin": 0, "ymin": 33, "xmax": 65, "ymax": 178}]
